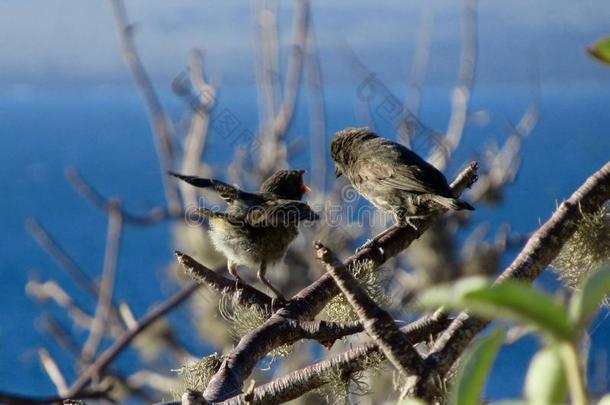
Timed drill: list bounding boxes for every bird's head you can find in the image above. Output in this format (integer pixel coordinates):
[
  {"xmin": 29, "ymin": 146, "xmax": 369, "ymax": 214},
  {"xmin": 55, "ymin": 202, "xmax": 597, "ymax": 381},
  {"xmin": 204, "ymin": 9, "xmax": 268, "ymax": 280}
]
[
  {"xmin": 260, "ymin": 169, "xmax": 311, "ymax": 200},
  {"xmin": 330, "ymin": 127, "xmax": 378, "ymax": 177}
]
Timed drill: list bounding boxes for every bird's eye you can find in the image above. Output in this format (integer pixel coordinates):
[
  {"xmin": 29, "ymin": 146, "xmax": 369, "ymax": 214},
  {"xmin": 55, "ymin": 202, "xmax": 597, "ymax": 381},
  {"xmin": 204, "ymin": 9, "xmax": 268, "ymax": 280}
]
[{"xmin": 334, "ymin": 165, "xmax": 343, "ymax": 178}]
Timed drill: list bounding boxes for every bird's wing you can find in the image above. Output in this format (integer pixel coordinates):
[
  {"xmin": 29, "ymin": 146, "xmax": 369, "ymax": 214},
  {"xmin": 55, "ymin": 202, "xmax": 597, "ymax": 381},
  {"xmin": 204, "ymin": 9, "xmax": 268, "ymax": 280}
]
[
  {"xmin": 357, "ymin": 141, "xmax": 452, "ymax": 196},
  {"xmin": 168, "ymin": 172, "xmax": 263, "ymax": 205},
  {"xmin": 244, "ymin": 200, "xmax": 319, "ymax": 227}
]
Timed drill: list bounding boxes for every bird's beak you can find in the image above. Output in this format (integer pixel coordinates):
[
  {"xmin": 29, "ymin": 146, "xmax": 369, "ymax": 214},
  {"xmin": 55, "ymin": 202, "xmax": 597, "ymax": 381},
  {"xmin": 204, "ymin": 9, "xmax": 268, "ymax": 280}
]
[
  {"xmin": 334, "ymin": 165, "xmax": 342, "ymax": 178},
  {"xmin": 301, "ymin": 183, "xmax": 312, "ymax": 193}
]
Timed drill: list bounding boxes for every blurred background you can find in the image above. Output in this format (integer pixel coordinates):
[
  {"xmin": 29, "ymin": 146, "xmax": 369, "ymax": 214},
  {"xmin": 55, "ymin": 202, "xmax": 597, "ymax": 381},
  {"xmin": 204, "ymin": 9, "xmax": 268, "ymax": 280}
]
[{"xmin": 1, "ymin": 0, "xmax": 609, "ymax": 403}]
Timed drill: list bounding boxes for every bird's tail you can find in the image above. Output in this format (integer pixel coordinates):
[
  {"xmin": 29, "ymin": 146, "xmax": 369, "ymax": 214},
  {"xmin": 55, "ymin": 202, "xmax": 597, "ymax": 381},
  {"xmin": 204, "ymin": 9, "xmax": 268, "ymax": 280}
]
[
  {"xmin": 168, "ymin": 171, "xmax": 217, "ymax": 188},
  {"xmin": 432, "ymin": 196, "xmax": 474, "ymax": 211}
]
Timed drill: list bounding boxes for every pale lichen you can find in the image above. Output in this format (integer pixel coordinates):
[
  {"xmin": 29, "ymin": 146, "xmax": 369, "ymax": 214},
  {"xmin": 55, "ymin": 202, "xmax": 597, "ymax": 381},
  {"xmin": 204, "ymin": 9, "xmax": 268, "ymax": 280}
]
[
  {"xmin": 551, "ymin": 203, "xmax": 610, "ymax": 306},
  {"xmin": 316, "ymin": 350, "xmax": 386, "ymax": 405},
  {"xmin": 174, "ymin": 352, "xmax": 222, "ymax": 393},
  {"xmin": 323, "ymin": 260, "xmax": 391, "ymax": 322},
  {"xmin": 218, "ymin": 293, "xmax": 291, "ymax": 360}
]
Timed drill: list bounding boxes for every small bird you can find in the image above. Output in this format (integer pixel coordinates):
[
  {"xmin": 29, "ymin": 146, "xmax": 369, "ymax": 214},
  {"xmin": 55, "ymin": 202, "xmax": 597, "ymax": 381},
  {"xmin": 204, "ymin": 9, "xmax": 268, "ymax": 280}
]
[
  {"xmin": 169, "ymin": 170, "xmax": 318, "ymax": 302},
  {"xmin": 331, "ymin": 127, "xmax": 473, "ymax": 229}
]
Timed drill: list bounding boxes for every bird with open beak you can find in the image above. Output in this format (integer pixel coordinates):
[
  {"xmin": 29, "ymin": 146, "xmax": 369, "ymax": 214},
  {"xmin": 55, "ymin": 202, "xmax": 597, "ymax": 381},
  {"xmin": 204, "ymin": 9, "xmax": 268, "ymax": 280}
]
[{"xmin": 169, "ymin": 170, "xmax": 318, "ymax": 305}]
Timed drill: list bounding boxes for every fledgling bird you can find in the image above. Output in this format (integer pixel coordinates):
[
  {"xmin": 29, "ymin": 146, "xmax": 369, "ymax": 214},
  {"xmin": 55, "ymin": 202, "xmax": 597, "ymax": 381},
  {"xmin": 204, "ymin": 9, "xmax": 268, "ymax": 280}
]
[
  {"xmin": 169, "ymin": 170, "xmax": 318, "ymax": 302},
  {"xmin": 331, "ymin": 127, "xmax": 474, "ymax": 229}
]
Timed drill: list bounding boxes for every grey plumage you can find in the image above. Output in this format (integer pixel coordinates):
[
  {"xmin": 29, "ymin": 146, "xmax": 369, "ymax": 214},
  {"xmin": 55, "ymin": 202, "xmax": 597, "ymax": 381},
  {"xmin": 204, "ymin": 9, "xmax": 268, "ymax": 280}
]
[{"xmin": 330, "ymin": 127, "xmax": 473, "ymax": 226}]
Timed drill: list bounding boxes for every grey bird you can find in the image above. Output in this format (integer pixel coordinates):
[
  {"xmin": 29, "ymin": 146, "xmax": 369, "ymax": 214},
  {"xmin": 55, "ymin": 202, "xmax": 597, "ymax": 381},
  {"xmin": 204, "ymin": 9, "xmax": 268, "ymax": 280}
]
[
  {"xmin": 169, "ymin": 170, "xmax": 318, "ymax": 301},
  {"xmin": 331, "ymin": 127, "xmax": 473, "ymax": 229}
]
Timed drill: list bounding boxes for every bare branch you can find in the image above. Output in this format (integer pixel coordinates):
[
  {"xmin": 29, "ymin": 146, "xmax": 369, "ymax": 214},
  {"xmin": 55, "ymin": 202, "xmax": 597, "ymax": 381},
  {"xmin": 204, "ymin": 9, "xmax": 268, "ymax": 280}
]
[
  {"xmin": 201, "ymin": 162, "xmax": 478, "ymax": 402},
  {"xmin": 38, "ymin": 348, "xmax": 69, "ymax": 396},
  {"xmin": 26, "ymin": 218, "xmax": 98, "ymax": 298},
  {"xmin": 176, "ymin": 251, "xmax": 273, "ymax": 311},
  {"xmin": 314, "ymin": 241, "xmax": 424, "ymax": 378},
  {"xmin": 256, "ymin": 0, "xmax": 310, "ymax": 175},
  {"xmin": 304, "ymin": 21, "xmax": 327, "ymax": 192},
  {"xmin": 399, "ymin": 8, "xmax": 434, "ymax": 145},
  {"xmin": 67, "ymin": 282, "xmax": 200, "ymax": 396},
  {"xmin": 109, "ymin": 0, "xmax": 180, "ymax": 212},
  {"xmin": 178, "ymin": 49, "xmax": 214, "ymax": 208},
  {"xmin": 218, "ymin": 314, "xmax": 451, "ymax": 405},
  {"xmin": 410, "ymin": 160, "xmax": 610, "ymax": 398},
  {"xmin": 428, "ymin": 0, "xmax": 478, "ymax": 170},
  {"xmin": 469, "ymin": 103, "xmax": 540, "ymax": 203},
  {"xmin": 26, "ymin": 280, "xmax": 95, "ymax": 329},
  {"xmin": 0, "ymin": 389, "xmax": 109, "ymax": 405},
  {"xmin": 82, "ymin": 201, "xmax": 123, "ymax": 363},
  {"xmin": 66, "ymin": 167, "xmax": 177, "ymax": 225}
]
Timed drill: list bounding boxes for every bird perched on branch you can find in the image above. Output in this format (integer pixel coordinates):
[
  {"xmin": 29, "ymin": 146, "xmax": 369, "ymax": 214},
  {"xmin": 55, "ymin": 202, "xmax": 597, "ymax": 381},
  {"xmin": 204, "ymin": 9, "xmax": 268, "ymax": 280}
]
[
  {"xmin": 331, "ymin": 127, "xmax": 474, "ymax": 230},
  {"xmin": 169, "ymin": 170, "xmax": 318, "ymax": 303}
]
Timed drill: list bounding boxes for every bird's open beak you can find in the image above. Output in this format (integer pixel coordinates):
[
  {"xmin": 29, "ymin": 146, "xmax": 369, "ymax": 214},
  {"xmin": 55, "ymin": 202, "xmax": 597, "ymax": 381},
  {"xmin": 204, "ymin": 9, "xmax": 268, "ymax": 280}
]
[
  {"xmin": 334, "ymin": 165, "xmax": 342, "ymax": 178},
  {"xmin": 301, "ymin": 183, "xmax": 312, "ymax": 193}
]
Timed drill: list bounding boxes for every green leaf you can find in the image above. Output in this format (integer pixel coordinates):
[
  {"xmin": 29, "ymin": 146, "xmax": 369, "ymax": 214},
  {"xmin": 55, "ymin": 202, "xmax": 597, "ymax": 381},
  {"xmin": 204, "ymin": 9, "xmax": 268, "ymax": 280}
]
[
  {"xmin": 417, "ymin": 276, "xmax": 491, "ymax": 309},
  {"xmin": 524, "ymin": 345, "xmax": 567, "ymax": 405},
  {"xmin": 569, "ymin": 263, "xmax": 610, "ymax": 327},
  {"xmin": 588, "ymin": 36, "xmax": 610, "ymax": 66},
  {"xmin": 451, "ymin": 328, "xmax": 505, "ymax": 405},
  {"xmin": 463, "ymin": 282, "xmax": 574, "ymax": 340}
]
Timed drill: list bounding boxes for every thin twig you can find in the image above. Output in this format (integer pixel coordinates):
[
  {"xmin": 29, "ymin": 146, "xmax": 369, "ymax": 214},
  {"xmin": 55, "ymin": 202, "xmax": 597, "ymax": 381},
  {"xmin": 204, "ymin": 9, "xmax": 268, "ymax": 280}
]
[
  {"xmin": 82, "ymin": 201, "xmax": 123, "ymax": 363},
  {"xmin": 67, "ymin": 282, "xmax": 200, "ymax": 396},
  {"xmin": 38, "ymin": 348, "xmax": 69, "ymax": 396},
  {"xmin": 65, "ymin": 167, "xmax": 178, "ymax": 225},
  {"xmin": 427, "ymin": 0, "xmax": 478, "ymax": 170},
  {"xmin": 304, "ymin": 19, "xmax": 327, "ymax": 192},
  {"xmin": 178, "ymin": 49, "xmax": 214, "ymax": 208},
  {"xmin": 26, "ymin": 218, "xmax": 98, "ymax": 298},
  {"xmin": 399, "ymin": 8, "xmax": 434, "ymax": 146},
  {"xmin": 109, "ymin": 0, "xmax": 180, "ymax": 213},
  {"xmin": 0, "ymin": 389, "xmax": 109, "ymax": 405}
]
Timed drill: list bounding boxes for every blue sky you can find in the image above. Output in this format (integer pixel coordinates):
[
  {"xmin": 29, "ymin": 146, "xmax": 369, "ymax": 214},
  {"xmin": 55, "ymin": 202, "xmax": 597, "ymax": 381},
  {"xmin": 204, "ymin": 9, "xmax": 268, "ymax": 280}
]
[{"xmin": 1, "ymin": 0, "xmax": 609, "ymax": 87}]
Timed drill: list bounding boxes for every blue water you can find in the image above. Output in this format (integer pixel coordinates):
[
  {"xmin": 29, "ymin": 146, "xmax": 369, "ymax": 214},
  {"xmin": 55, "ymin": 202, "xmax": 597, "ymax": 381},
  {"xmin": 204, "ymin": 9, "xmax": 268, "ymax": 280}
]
[{"xmin": 0, "ymin": 81, "xmax": 608, "ymax": 400}]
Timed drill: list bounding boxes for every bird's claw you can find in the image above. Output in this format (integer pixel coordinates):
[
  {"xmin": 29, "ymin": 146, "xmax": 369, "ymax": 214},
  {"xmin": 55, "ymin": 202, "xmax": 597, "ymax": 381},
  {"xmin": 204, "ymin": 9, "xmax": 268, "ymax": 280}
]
[
  {"xmin": 356, "ymin": 238, "xmax": 385, "ymax": 261},
  {"xmin": 355, "ymin": 238, "xmax": 374, "ymax": 254},
  {"xmin": 271, "ymin": 295, "xmax": 287, "ymax": 312},
  {"xmin": 404, "ymin": 217, "xmax": 419, "ymax": 231}
]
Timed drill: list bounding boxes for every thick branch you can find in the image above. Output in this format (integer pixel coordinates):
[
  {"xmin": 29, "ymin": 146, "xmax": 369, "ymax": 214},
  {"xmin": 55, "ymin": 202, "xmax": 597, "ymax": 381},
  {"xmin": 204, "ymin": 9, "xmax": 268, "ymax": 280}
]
[
  {"xmin": 202, "ymin": 162, "xmax": 478, "ymax": 401},
  {"xmin": 176, "ymin": 251, "xmax": 272, "ymax": 311},
  {"xmin": 292, "ymin": 161, "xmax": 478, "ymax": 320},
  {"xmin": 218, "ymin": 314, "xmax": 451, "ymax": 405},
  {"xmin": 315, "ymin": 241, "xmax": 424, "ymax": 377},
  {"xmin": 411, "ymin": 160, "xmax": 610, "ymax": 398}
]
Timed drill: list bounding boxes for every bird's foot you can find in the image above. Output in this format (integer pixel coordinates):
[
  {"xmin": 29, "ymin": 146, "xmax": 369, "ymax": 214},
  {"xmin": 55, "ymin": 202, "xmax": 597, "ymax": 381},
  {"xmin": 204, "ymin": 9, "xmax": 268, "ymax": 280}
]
[
  {"xmin": 233, "ymin": 276, "xmax": 245, "ymax": 292},
  {"xmin": 271, "ymin": 294, "xmax": 287, "ymax": 312},
  {"xmin": 356, "ymin": 238, "xmax": 385, "ymax": 261},
  {"xmin": 355, "ymin": 238, "xmax": 374, "ymax": 254},
  {"xmin": 404, "ymin": 217, "xmax": 419, "ymax": 231}
]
